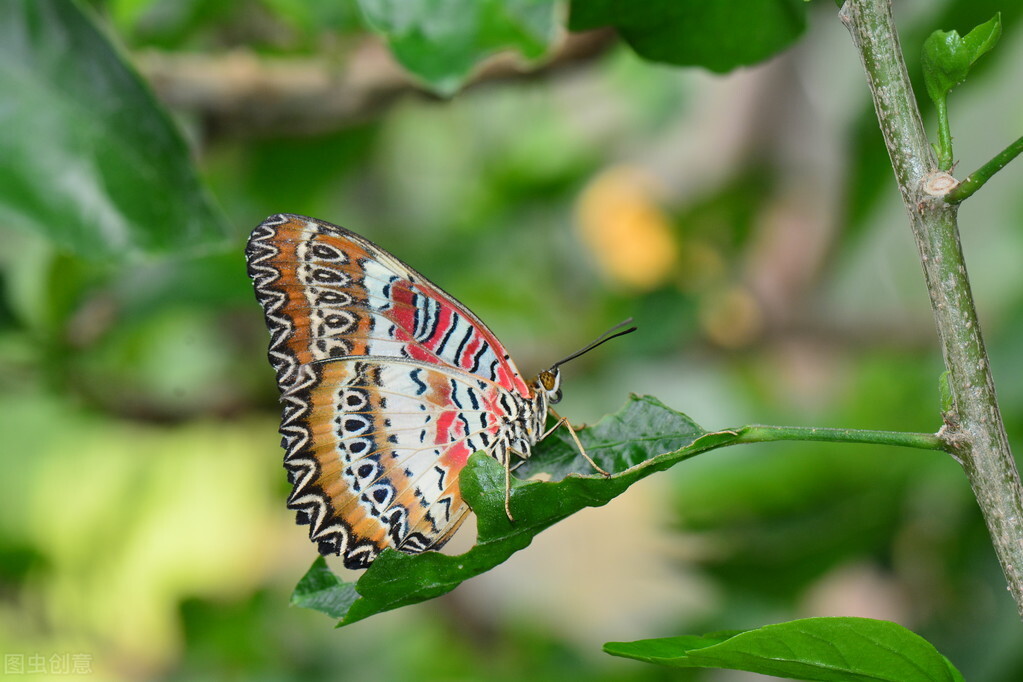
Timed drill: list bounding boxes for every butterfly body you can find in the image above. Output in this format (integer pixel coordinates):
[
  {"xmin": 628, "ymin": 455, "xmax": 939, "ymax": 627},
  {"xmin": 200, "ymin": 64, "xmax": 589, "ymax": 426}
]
[{"xmin": 246, "ymin": 214, "xmax": 558, "ymax": 568}]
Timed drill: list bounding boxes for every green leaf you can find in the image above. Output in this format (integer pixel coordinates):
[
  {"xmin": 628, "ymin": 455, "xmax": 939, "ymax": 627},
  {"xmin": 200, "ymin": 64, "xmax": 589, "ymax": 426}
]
[
  {"xmin": 291, "ymin": 395, "xmax": 734, "ymax": 626},
  {"xmin": 568, "ymin": 0, "xmax": 807, "ymax": 73},
  {"xmin": 0, "ymin": 0, "xmax": 230, "ymax": 261},
  {"xmin": 922, "ymin": 13, "xmax": 1002, "ymax": 106},
  {"xmin": 290, "ymin": 557, "xmax": 361, "ymax": 619},
  {"xmin": 605, "ymin": 617, "xmax": 965, "ymax": 682},
  {"xmin": 356, "ymin": 0, "xmax": 559, "ymax": 95},
  {"xmin": 921, "ymin": 13, "xmax": 1001, "ymax": 170}
]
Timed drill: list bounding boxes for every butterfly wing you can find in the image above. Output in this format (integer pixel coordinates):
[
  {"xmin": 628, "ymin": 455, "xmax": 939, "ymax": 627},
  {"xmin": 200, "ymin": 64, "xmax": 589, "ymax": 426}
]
[
  {"xmin": 287, "ymin": 358, "xmax": 514, "ymax": 567},
  {"xmin": 246, "ymin": 214, "xmax": 532, "ymax": 568},
  {"xmin": 246, "ymin": 213, "xmax": 532, "ymax": 396}
]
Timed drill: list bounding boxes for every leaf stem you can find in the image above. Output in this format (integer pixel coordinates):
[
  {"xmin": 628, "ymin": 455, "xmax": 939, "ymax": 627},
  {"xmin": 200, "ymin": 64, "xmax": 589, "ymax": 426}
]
[
  {"xmin": 840, "ymin": 0, "xmax": 1023, "ymax": 619},
  {"xmin": 729, "ymin": 425, "xmax": 948, "ymax": 451},
  {"xmin": 934, "ymin": 97, "xmax": 953, "ymax": 170},
  {"xmin": 945, "ymin": 133, "xmax": 1023, "ymax": 203}
]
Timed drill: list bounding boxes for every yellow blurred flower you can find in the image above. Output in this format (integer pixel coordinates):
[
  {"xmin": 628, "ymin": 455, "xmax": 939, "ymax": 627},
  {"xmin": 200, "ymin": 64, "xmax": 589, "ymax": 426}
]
[{"xmin": 575, "ymin": 166, "xmax": 679, "ymax": 291}]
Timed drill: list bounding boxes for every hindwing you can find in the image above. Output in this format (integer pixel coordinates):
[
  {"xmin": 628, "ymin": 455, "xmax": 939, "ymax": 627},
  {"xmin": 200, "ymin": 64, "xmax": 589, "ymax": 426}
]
[{"xmin": 282, "ymin": 358, "xmax": 522, "ymax": 567}]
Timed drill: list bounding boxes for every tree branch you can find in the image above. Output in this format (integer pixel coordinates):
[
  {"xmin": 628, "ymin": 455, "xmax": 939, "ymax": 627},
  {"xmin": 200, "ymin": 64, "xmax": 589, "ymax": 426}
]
[
  {"xmin": 840, "ymin": 0, "xmax": 1023, "ymax": 618},
  {"xmin": 946, "ymin": 133, "xmax": 1023, "ymax": 203},
  {"xmin": 136, "ymin": 30, "xmax": 615, "ymax": 139}
]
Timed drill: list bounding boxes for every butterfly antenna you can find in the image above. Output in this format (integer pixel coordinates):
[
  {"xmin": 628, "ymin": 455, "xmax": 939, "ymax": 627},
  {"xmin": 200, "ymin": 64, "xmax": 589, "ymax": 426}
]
[{"xmin": 551, "ymin": 318, "xmax": 637, "ymax": 369}]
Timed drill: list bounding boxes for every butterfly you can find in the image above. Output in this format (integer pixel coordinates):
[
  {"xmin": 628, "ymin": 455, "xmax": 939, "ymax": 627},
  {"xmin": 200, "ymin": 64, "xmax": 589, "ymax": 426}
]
[{"xmin": 246, "ymin": 214, "xmax": 634, "ymax": 569}]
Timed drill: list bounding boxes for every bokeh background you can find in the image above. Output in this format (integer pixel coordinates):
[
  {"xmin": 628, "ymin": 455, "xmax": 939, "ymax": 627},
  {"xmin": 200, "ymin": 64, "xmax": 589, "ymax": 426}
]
[{"xmin": 3, "ymin": 0, "xmax": 1023, "ymax": 680}]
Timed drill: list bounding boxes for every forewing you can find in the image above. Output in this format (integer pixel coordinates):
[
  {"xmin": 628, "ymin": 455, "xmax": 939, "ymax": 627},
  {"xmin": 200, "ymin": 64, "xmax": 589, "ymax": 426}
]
[
  {"xmin": 283, "ymin": 358, "xmax": 516, "ymax": 569},
  {"xmin": 245, "ymin": 213, "xmax": 531, "ymax": 397}
]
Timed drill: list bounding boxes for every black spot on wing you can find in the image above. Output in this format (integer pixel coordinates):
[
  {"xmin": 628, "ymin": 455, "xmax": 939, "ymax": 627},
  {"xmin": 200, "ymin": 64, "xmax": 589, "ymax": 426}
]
[{"xmin": 410, "ymin": 368, "xmax": 427, "ymax": 395}]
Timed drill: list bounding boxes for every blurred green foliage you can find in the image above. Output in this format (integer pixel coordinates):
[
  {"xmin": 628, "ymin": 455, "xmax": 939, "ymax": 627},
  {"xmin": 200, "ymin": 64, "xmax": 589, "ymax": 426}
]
[
  {"xmin": 569, "ymin": 0, "xmax": 807, "ymax": 72},
  {"xmin": 2, "ymin": 0, "xmax": 1023, "ymax": 680},
  {"xmin": 358, "ymin": 0, "xmax": 560, "ymax": 95},
  {"xmin": 0, "ymin": 0, "xmax": 230, "ymax": 260}
]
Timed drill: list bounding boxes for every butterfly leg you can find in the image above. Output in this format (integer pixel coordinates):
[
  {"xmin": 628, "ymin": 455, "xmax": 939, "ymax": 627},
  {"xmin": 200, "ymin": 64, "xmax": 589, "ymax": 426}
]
[
  {"xmin": 548, "ymin": 408, "xmax": 611, "ymax": 477},
  {"xmin": 504, "ymin": 447, "xmax": 525, "ymax": 522},
  {"xmin": 539, "ymin": 416, "xmax": 568, "ymax": 441}
]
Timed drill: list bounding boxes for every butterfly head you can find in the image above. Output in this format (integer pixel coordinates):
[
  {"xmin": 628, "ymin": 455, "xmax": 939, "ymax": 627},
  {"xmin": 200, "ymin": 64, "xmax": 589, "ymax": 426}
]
[{"xmin": 536, "ymin": 368, "xmax": 563, "ymax": 404}]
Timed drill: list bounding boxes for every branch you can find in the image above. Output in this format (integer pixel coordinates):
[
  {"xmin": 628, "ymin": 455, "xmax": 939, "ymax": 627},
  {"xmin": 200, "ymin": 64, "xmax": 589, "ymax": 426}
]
[
  {"xmin": 840, "ymin": 0, "xmax": 1023, "ymax": 618},
  {"xmin": 136, "ymin": 30, "xmax": 615, "ymax": 139},
  {"xmin": 945, "ymin": 133, "xmax": 1023, "ymax": 203}
]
